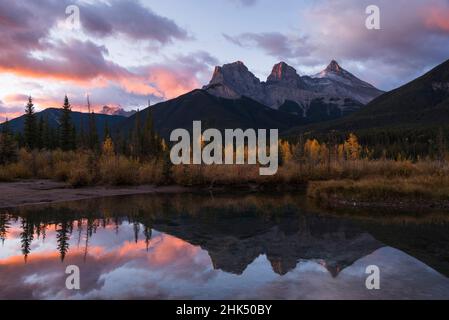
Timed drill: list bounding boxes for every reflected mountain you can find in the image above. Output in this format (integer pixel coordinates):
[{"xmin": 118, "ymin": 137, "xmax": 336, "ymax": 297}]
[
  {"xmin": 152, "ymin": 213, "xmax": 383, "ymax": 276},
  {"xmin": 1, "ymin": 194, "xmax": 384, "ymax": 277},
  {"xmin": 1, "ymin": 193, "xmax": 449, "ymax": 299}
]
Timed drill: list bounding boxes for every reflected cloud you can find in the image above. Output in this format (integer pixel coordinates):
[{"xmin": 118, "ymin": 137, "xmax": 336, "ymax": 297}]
[{"xmin": 1, "ymin": 193, "xmax": 449, "ymax": 299}]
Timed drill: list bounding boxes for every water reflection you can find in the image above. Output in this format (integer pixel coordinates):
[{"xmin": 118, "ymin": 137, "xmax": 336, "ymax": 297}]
[{"xmin": 1, "ymin": 193, "xmax": 449, "ymax": 300}]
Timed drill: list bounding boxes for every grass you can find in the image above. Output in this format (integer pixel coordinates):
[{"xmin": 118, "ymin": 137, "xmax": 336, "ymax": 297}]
[
  {"xmin": 307, "ymin": 174, "xmax": 449, "ymax": 207},
  {"xmin": 0, "ymin": 149, "xmax": 165, "ymax": 186},
  {"xmin": 2, "ymin": 148, "xmax": 449, "ymax": 210}
]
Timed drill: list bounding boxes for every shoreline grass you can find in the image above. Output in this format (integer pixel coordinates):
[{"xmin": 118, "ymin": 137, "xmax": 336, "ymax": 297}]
[
  {"xmin": 1, "ymin": 148, "xmax": 449, "ymax": 211},
  {"xmin": 307, "ymin": 175, "xmax": 449, "ymax": 209}
]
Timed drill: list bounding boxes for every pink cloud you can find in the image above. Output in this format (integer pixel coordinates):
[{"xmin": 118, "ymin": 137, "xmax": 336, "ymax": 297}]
[
  {"xmin": 0, "ymin": 0, "xmax": 199, "ymax": 114},
  {"xmin": 424, "ymin": 6, "xmax": 449, "ymax": 33}
]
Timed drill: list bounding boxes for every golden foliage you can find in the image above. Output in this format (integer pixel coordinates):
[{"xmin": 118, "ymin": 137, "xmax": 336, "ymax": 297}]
[{"xmin": 102, "ymin": 137, "xmax": 115, "ymax": 156}]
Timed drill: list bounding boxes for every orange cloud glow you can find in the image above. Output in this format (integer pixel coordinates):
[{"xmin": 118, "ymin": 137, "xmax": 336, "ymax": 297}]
[
  {"xmin": 424, "ymin": 7, "xmax": 449, "ymax": 32},
  {"xmin": 148, "ymin": 68, "xmax": 200, "ymax": 99}
]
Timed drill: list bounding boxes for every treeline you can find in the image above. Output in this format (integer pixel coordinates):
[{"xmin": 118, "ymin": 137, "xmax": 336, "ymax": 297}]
[
  {"xmin": 288, "ymin": 126, "xmax": 449, "ymax": 161},
  {"xmin": 0, "ymin": 96, "xmax": 167, "ymax": 165}
]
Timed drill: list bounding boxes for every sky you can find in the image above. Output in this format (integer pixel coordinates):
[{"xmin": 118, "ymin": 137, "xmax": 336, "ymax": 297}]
[{"xmin": 1, "ymin": 0, "xmax": 449, "ymax": 121}]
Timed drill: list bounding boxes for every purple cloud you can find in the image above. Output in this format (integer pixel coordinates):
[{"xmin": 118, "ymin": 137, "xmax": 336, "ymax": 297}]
[
  {"xmin": 223, "ymin": 32, "xmax": 313, "ymax": 62},
  {"xmin": 224, "ymin": 0, "xmax": 449, "ymax": 89},
  {"xmin": 79, "ymin": 0, "xmax": 189, "ymax": 43}
]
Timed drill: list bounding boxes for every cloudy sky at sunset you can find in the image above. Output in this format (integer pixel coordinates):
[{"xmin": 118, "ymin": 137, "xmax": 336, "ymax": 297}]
[{"xmin": 1, "ymin": 0, "xmax": 449, "ymax": 120}]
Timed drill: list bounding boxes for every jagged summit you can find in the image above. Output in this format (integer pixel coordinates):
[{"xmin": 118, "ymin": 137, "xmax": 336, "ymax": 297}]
[
  {"xmin": 205, "ymin": 60, "xmax": 264, "ymax": 101},
  {"xmin": 315, "ymin": 60, "xmax": 352, "ymax": 78},
  {"xmin": 325, "ymin": 60, "xmax": 342, "ymax": 73},
  {"xmin": 267, "ymin": 62, "xmax": 302, "ymax": 86}
]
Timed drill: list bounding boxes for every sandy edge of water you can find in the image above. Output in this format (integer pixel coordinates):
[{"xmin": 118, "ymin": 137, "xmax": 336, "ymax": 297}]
[{"xmin": 0, "ymin": 180, "xmax": 190, "ymax": 209}]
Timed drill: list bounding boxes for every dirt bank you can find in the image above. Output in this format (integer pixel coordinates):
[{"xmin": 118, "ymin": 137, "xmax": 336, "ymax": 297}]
[{"xmin": 0, "ymin": 180, "xmax": 189, "ymax": 209}]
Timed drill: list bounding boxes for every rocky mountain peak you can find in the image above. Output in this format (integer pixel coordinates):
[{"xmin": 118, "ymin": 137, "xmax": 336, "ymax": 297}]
[
  {"xmin": 325, "ymin": 60, "xmax": 342, "ymax": 73},
  {"xmin": 209, "ymin": 61, "xmax": 257, "ymax": 85},
  {"xmin": 204, "ymin": 61, "xmax": 264, "ymax": 101},
  {"xmin": 267, "ymin": 62, "xmax": 301, "ymax": 84}
]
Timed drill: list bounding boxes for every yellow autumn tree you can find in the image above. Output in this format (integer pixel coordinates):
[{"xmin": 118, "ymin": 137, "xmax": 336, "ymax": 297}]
[
  {"xmin": 304, "ymin": 139, "xmax": 321, "ymax": 164},
  {"xmin": 280, "ymin": 140, "xmax": 293, "ymax": 164},
  {"xmin": 161, "ymin": 139, "xmax": 168, "ymax": 152},
  {"xmin": 102, "ymin": 136, "xmax": 115, "ymax": 156},
  {"xmin": 344, "ymin": 133, "xmax": 361, "ymax": 160}
]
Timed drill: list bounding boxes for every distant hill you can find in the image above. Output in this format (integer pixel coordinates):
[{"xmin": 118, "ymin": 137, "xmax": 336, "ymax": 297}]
[
  {"xmin": 285, "ymin": 58, "xmax": 449, "ymax": 136},
  {"xmin": 118, "ymin": 89, "xmax": 306, "ymax": 140},
  {"xmin": 2, "ymin": 108, "xmax": 126, "ymax": 138}
]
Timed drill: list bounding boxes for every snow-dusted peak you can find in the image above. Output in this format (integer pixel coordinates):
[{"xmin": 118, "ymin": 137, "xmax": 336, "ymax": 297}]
[{"xmin": 314, "ymin": 60, "xmax": 376, "ymax": 89}]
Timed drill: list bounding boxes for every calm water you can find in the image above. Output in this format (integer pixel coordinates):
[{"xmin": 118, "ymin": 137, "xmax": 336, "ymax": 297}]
[{"xmin": 1, "ymin": 193, "xmax": 449, "ymax": 300}]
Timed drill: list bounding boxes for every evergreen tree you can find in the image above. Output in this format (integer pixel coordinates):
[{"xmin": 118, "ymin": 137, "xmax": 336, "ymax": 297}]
[
  {"xmin": 15, "ymin": 132, "xmax": 25, "ymax": 149},
  {"xmin": 0, "ymin": 119, "xmax": 17, "ymax": 165},
  {"xmin": 59, "ymin": 95, "xmax": 75, "ymax": 151},
  {"xmin": 131, "ymin": 111, "xmax": 142, "ymax": 157},
  {"xmin": 88, "ymin": 112, "xmax": 99, "ymax": 151},
  {"xmin": 161, "ymin": 142, "xmax": 172, "ymax": 183},
  {"xmin": 24, "ymin": 96, "xmax": 37, "ymax": 149},
  {"xmin": 77, "ymin": 120, "xmax": 85, "ymax": 149},
  {"xmin": 41, "ymin": 116, "xmax": 51, "ymax": 149},
  {"xmin": 142, "ymin": 110, "xmax": 157, "ymax": 158},
  {"xmin": 49, "ymin": 126, "xmax": 59, "ymax": 150},
  {"xmin": 37, "ymin": 116, "xmax": 44, "ymax": 150}
]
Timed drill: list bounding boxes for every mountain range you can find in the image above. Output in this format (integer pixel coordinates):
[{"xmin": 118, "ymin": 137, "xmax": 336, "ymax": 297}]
[{"xmin": 203, "ymin": 60, "xmax": 384, "ymax": 119}]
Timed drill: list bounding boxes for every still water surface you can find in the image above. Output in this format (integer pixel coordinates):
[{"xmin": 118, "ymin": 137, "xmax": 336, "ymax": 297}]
[{"xmin": 1, "ymin": 193, "xmax": 449, "ymax": 300}]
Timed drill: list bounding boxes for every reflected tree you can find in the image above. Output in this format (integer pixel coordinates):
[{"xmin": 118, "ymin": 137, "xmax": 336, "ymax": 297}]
[
  {"xmin": 0, "ymin": 214, "xmax": 10, "ymax": 245},
  {"xmin": 56, "ymin": 221, "xmax": 71, "ymax": 261},
  {"xmin": 20, "ymin": 219, "xmax": 34, "ymax": 262},
  {"xmin": 133, "ymin": 222, "xmax": 140, "ymax": 243},
  {"xmin": 144, "ymin": 226, "xmax": 152, "ymax": 251}
]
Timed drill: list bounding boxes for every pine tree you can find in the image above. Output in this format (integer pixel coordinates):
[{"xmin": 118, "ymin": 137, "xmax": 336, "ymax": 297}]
[
  {"xmin": 41, "ymin": 116, "xmax": 51, "ymax": 149},
  {"xmin": 142, "ymin": 110, "xmax": 158, "ymax": 158},
  {"xmin": 131, "ymin": 111, "xmax": 142, "ymax": 157},
  {"xmin": 59, "ymin": 95, "xmax": 75, "ymax": 151},
  {"xmin": 0, "ymin": 119, "xmax": 17, "ymax": 165},
  {"xmin": 49, "ymin": 126, "xmax": 59, "ymax": 149},
  {"xmin": 77, "ymin": 118, "xmax": 86, "ymax": 150},
  {"xmin": 24, "ymin": 96, "xmax": 37, "ymax": 149},
  {"xmin": 88, "ymin": 111, "xmax": 99, "ymax": 151},
  {"xmin": 15, "ymin": 132, "xmax": 25, "ymax": 149},
  {"xmin": 37, "ymin": 116, "xmax": 44, "ymax": 150}
]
